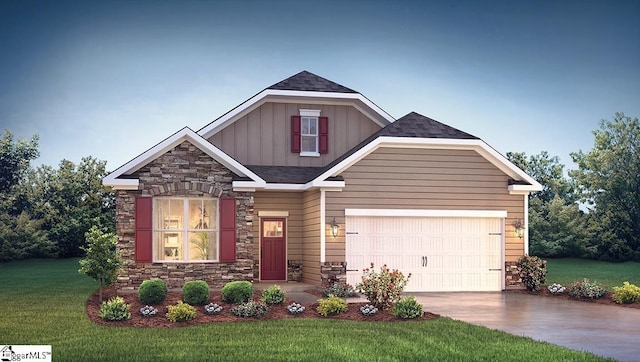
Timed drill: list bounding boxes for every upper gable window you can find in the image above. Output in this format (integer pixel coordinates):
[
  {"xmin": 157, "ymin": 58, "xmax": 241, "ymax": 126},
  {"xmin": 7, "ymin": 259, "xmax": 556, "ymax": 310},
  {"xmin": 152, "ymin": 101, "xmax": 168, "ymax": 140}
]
[{"xmin": 291, "ymin": 109, "xmax": 328, "ymax": 156}]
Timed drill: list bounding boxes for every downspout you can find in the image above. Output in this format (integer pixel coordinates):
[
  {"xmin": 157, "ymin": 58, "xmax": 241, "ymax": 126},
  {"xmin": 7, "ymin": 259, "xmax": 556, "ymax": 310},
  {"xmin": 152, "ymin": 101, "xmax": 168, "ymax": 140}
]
[
  {"xmin": 320, "ymin": 189, "xmax": 326, "ymax": 263},
  {"xmin": 524, "ymin": 194, "xmax": 529, "ymax": 255}
]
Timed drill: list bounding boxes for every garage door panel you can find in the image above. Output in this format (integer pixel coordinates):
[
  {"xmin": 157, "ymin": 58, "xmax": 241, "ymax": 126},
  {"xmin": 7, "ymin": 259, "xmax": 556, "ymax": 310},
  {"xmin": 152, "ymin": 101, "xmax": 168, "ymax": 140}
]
[{"xmin": 346, "ymin": 216, "xmax": 503, "ymax": 292}]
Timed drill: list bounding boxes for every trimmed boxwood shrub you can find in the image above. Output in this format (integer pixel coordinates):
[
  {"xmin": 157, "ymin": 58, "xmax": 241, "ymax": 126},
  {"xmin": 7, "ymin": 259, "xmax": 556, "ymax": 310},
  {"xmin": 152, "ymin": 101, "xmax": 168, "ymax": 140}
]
[
  {"xmin": 182, "ymin": 280, "xmax": 210, "ymax": 305},
  {"xmin": 221, "ymin": 281, "xmax": 253, "ymax": 303},
  {"xmin": 138, "ymin": 278, "xmax": 168, "ymax": 305}
]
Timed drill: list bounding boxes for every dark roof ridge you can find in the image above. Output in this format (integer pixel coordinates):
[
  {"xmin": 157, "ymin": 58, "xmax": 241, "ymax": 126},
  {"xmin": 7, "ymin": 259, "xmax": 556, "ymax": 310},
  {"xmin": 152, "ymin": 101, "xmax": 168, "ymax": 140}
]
[{"xmin": 267, "ymin": 70, "xmax": 358, "ymax": 93}]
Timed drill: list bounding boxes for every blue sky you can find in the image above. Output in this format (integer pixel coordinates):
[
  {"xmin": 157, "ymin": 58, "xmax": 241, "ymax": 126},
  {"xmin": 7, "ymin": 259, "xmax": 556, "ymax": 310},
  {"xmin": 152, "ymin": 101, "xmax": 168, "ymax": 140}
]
[{"xmin": 1, "ymin": 0, "xmax": 638, "ymax": 172}]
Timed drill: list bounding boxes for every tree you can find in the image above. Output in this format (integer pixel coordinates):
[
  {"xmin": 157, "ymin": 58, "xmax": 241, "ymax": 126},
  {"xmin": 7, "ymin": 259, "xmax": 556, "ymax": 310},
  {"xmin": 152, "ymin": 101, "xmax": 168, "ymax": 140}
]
[
  {"xmin": 0, "ymin": 130, "xmax": 39, "ymax": 196},
  {"xmin": 78, "ymin": 226, "xmax": 122, "ymax": 302},
  {"xmin": 507, "ymin": 151, "xmax": 587, "ymax": 257},
  {"xmin": 570, "ymin": 112, "xmax": 640, "ymax": 261},
  {"xmin": 28, "ymin": 157, "xmax": 115, "ymax": 257}
]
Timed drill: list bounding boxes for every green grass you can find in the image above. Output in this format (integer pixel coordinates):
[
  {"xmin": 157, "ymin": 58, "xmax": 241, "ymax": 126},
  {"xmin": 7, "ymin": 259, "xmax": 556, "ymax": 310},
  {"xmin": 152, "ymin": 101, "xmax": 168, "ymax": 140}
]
[
  {"xmin": 0, "ymin": 259, "xmax": 610, "ymax": 361},
  {"xmin": 546, "ymin": 258, "xmax": 640, "ymax": 288}
]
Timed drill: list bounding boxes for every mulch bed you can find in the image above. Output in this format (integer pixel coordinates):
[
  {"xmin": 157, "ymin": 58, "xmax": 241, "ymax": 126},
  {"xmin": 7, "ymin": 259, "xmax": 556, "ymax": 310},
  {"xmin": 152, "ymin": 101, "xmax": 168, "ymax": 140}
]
[
  {"xmin": 86, "ymin": 287, "xmax": 439, "ymax": 327},
  {"xmin": 508, "ymin": 287, "xmax": 640, "ymax": 309}
]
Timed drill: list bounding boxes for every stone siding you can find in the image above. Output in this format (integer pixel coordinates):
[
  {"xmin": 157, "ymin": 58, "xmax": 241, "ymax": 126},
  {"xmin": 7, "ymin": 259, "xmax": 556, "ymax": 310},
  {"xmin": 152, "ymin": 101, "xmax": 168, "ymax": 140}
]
[
  {"xmin": 320, "ymin": 262, "xmax": 347, "ymax": 288},
  {"xmin": 115, "ymin": 141, "xmax": 255, "ymax": 291},
  {"xmin": 504, "ymin": 261, "xmax": 524, "ymax": 289},
  {"xmin": 287, "ymin": 260, "xmax": 302, "ymax": 282}
]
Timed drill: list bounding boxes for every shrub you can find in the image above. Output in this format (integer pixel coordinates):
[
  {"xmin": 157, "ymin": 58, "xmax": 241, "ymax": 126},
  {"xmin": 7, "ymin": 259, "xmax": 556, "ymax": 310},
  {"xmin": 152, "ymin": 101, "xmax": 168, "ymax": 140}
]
[
  {"xmin": 139, "ymin": 305, "xmax": 158, "ymax": 317},
  {"xmin": 360, "ymin": 304, "xmax": 378, "ymax": 316},
  {"xmin": 568, "ymin": 278, "xmax": 607, "ymax": 299},
  {"xmin": 356, "ymin": 263, "xmax": 410, "ymax": 310},
  {"xmin": 182, "ymin": 280, "xmax": 210, "ymax": 305},
  {"xmin": 166, "ymin": 301, "xmax": 197, "ymax": 322},
  {"xmin": 138, "ymin": 278, "xmax": 168, "ymax": 305},
  {"xmin": 286, "ymin": 302, "xmax": 305, "ymax": 315},
  {"xmin": 99, "ymin": 296, "xmax": 131, "ymax": 321},
  {"xmin": 516, "ymin": 255, "xmax": 547, "ymax": 291},
  {"xmin": 204, "ymin": 303, "xmax": 223, "ymax": 315},
  {"xmin": 261, "ymin": 285, "xmax": 285, "ymax": 305},
  {"xmin": 392, "ymin": 296, "xmax": 424, "ymax": 319},
  {"xmin": 547, "ymin": 283, "xmax": 566, "ymax": 295},
  {"xmin": 322, "ymin": 282, "xmax": 356, "ymax": 298},
  {"xmin": 316, "ymin": 295, "xmax": 348, "ymax": 316},
  {"xmin": 221, "ymin": 281, "xmax": 253, "ymax": 303},
  {"xmin": 230, "ymin": 300, "xmax": 269, "ymax": 318},
  {"xmin": 612, "ymin": 282, "xmax": 640, "ymax": 304}
]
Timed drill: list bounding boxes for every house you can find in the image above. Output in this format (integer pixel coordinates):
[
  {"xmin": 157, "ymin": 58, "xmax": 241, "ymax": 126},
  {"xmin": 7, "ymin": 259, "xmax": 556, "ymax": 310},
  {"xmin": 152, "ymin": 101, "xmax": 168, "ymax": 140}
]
[{"xmin": 103, "ymin": 71, "xmax": 542, "ymax": 292}]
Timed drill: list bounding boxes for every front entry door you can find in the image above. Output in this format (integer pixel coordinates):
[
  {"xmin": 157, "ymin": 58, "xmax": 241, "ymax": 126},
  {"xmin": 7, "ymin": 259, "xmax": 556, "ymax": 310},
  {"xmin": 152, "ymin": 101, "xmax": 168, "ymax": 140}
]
[{"xmin": 260, "ymin": 218, "xmax": 286, "ymax": 280}]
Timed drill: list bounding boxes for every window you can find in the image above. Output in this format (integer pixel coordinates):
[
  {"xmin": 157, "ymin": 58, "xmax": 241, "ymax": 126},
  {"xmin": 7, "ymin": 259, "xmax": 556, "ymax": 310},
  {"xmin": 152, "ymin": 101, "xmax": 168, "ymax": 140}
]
[
  {"xmin": 153, "ymin": 198, "xmax": 218, "ymax": 262},
  {"xmin": 291, "ymin": 109, "xmax": 328, "ymax": 156},
  {"xmin": 301, "ymin": 116, "xmax": 318, "ymax": 155}
]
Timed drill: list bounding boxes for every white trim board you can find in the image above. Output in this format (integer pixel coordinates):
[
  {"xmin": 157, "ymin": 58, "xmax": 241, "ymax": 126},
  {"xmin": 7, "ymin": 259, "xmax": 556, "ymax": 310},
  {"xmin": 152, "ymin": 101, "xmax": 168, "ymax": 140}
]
[
  {"xmin": 345, "ymin": 209, "xmax": 508, "ymax": 218},
  {"xmin": 103, "ymin": 127, "xmax": 266, "ymax": 190}
]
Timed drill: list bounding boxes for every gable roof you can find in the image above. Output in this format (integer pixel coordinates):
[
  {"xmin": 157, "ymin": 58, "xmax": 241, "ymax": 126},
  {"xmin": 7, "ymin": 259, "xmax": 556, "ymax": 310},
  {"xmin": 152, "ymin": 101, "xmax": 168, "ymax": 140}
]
[
  {"xmin": 267, "ymin": 71, "xmax": 358, "ymax": 93},
  {"xmin": 103, "ymin": 127, "xmax": 266, "ymax": 190},
  {"xmin": 380, "ymin": 112, "xmax": 478, "ymax": 139},
  {"xmin": 197, "ymin": 71, "xmax": 394, "ymax": 139}
]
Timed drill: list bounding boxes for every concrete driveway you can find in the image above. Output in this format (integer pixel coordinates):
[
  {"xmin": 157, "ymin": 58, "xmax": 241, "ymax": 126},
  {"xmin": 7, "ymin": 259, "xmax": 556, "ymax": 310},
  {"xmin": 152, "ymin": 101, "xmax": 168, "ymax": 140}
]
[{"xmin": 411, "ymin": 292, "xmax": 640, "ymax": 361}]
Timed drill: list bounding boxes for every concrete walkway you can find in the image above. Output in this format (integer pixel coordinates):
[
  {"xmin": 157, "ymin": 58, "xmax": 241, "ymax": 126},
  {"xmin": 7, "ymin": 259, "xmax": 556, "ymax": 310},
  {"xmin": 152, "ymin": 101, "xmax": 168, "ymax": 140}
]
[{"xmin": 411, "ymin": 292, "xmax": 640, "ymax": 362}]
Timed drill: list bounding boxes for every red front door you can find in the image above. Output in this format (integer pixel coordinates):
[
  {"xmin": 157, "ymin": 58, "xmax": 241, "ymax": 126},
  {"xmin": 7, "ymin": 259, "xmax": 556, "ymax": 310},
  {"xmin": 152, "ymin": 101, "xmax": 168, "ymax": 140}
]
[{"xmin": 260, "ymin": 218, "xmax": 286, "ymax": 280}]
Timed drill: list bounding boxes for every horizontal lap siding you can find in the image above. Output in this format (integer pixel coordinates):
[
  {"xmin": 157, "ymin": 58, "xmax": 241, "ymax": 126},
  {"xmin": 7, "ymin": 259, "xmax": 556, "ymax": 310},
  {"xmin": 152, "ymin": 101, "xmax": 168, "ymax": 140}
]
[
  {"xmin": 208, "ymin": 102, "xmax": 381, "ymax": 167},
  {"xmin": 327, "ymin": 148, "xmax": 525, "ymax": 263},
  {"xmin": 302, "ymin": 190, "xmax": 321, "ymax": 285},
  {"xmin": 253, "ymin": 192, "xmax": 303, "ymax": 263}
]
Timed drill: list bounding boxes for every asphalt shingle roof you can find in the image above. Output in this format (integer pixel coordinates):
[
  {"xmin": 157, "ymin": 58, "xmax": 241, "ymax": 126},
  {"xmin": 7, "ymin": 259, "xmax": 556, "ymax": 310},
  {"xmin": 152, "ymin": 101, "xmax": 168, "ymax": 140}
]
[
  {"xmin": 244, "ymin": 165, "xmax": 343, "ymax": 184},
  {"xmin": 268, "ymin": 71, "xmax": 358, "ymax": 93},
  {"xmin": 380, "ymin": 112, "xmax": 478, "ymax": 139}
]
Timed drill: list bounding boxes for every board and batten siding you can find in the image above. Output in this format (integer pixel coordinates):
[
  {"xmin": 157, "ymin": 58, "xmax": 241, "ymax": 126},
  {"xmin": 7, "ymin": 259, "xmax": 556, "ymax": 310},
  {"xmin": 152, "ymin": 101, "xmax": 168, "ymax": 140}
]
[
  {"xmin": 326, "ymin": 147, "xmax": 525, "ymax": 263},
  {"xmin": 301, "ymin": 189, "xmax": 322, "ymax": 285},
  {"xmin": 208, "ymin": 102, "xmax": 381, "ymax": 167},
  {"xmin": 253, "ymin": 192, "xmax": 303, "ymax": 267}
]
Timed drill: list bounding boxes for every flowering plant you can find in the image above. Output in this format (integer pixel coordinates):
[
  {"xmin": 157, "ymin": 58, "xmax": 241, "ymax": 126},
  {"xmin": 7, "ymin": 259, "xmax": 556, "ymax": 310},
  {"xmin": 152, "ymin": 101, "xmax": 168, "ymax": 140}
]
[
  {"xmin": 547, "ymin": 283, "xmax": 565, "ymax": 295},
  {"xmin": 140, "ymin": 305, "xmax": 158, "ymax": 317},
  {"xmin": 356, "ymin": 263, "xmax": 410, "ymax": 310},
  {"xmin": 569, "ymin": 278, "xmax": 606, "ymax": 299},
  {"xmin": 286, "ymin": 302, "xmax": 306, "ymax": 315},
  {"xmin": 360, "ymin": 304, "xmax": 378, "ymax": 316},
  {"xmin": 516, "ymin": 255, "xmax": 547, "ymax": 291},
  {"xmin": 204, "ymin": 303, "xmax": 223, "ymax": 315}
]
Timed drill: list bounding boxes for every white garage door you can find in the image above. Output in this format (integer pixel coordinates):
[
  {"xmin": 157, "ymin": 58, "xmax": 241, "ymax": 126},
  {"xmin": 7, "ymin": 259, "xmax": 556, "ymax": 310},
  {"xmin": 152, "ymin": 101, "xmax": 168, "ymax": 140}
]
[{"xmin": 346, "ymin": 216, "xmax": 504, "ymax": 292}]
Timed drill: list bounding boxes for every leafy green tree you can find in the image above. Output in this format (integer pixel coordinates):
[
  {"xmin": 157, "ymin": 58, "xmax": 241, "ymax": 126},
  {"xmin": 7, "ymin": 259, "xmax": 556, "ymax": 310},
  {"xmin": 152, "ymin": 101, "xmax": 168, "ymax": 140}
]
[
  {"xmin": 79, "ymin": 226, "xmax": 122, "ymax": 302},
  {"xmin": 507, "ymin": 151, "xmax": 587, "ymax": 257},
  {"xmin": 570, "ymin": 113, "xmax": 640, "ymax": 261},
  {"xmin": 29, "ymin": 157, "xmax": 115, "ymax": 257},
  {"xmin": 0, "ymin": 130, "xmax": 39, "ymax": 196}
]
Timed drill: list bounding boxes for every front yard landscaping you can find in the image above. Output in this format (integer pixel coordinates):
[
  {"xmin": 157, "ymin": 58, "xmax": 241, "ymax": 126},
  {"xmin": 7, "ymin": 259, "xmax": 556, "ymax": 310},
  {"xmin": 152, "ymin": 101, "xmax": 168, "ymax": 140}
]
[{"xmin": 0, "ymin": 258, "xmax": 611, "ymax": 361}]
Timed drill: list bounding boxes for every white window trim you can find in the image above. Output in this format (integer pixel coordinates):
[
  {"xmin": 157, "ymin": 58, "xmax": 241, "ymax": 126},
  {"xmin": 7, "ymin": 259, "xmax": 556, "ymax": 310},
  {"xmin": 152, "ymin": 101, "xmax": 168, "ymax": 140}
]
[
  {"xmin": 153, "ymin": 197, "xmax": 220, "ymax": 263},
  {"xmin": 299, "ymin": 109, "xmax": 321, "ymax": 157}
]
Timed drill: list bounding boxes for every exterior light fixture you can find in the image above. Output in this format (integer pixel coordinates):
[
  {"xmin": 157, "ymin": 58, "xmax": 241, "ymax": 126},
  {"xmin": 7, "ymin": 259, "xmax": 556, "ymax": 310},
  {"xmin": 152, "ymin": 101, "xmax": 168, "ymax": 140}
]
[
  {"xmin": 513, "ymin": 219, "xmax": 524, "ymax": 239},
  {"xmin": 329, "ymin": 217, "xmax": 339, "ymax": 238}
]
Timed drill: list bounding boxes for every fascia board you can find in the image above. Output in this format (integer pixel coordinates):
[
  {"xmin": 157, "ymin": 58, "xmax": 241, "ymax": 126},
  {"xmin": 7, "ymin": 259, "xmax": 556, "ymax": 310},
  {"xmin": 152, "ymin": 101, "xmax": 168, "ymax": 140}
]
[
  {"xmin": 102, "ymin": 128, "xmax": 265, "ymax": 189},
  {"xmin": 313, "ymin": 136, "xmax": 543, "ymax": 191},
  {"xmin": 345, "ymin": 208, "xmax": 508, "ymax": 218}
]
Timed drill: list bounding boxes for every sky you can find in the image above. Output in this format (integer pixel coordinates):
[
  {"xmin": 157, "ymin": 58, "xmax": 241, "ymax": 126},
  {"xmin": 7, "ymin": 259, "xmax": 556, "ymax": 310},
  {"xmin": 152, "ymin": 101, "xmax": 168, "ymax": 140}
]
[{"xmin": 1, "ymin": 0, "xmax": 638, "ymax": 173}]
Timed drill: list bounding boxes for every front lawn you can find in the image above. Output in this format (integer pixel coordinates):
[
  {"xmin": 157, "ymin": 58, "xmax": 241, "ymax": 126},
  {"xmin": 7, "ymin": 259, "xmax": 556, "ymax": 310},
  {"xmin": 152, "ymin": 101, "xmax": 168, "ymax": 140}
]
[
  {"xmin": 546, "ymin": 258, "xmax": 640, "ymax": 288},
  {"xmin": 0, "ymin": 259, "xmax": 609, "ymax": 361}
]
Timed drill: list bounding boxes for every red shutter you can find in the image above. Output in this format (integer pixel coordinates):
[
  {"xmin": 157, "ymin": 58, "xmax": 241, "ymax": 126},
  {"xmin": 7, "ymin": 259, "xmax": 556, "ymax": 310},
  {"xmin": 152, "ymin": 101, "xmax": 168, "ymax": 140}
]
[
  {"xmin": 319, "ymin": 116, "xmax": 329, "ymax": 154},
  {"xmin": 291, "ymin": 115, "xmax": 301, "ymax": 153},
  {"xmin": 135, "ymin": 197, "xmax": 153, "ymax": 263},
  {"xmin": 219, "ymin": 198, "xmax": 236, "ymax": 262}
]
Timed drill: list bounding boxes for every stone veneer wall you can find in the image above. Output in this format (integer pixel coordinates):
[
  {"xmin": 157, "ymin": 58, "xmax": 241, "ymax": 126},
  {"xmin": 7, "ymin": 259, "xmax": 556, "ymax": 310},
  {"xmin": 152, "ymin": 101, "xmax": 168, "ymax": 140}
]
[
  {"xmin": 115, "ymin": 141, "xmax": 254, "ymax": 291},
  {"xmin": 320, "ymin": 262, "xmax": 346, "ymax": 288},
  {"xmin": 504, "ymin": 261, "xmax": 524, "ymax": 289},
  {"xmin": 287, "ymin": 260, "xmax": 302, "ymax": 282}
]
